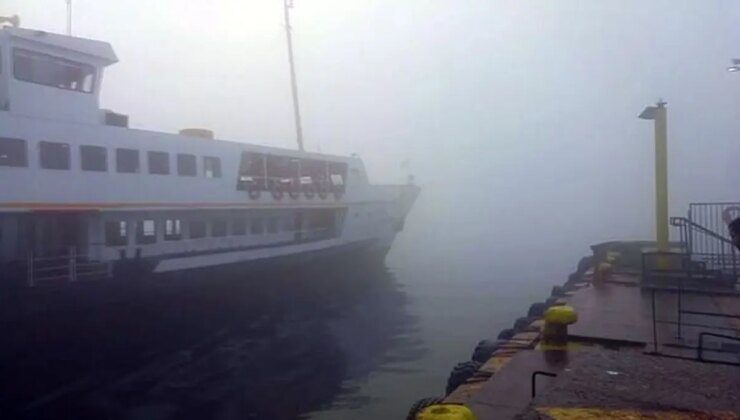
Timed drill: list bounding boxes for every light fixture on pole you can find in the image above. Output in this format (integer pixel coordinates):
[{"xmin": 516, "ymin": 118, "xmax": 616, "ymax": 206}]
[
  {"xmin": 283, "ymin": 0, "xmax": 305, "ymax": 152},
  {"xmin": 728, "ymin": 59, "xmax": 740, "ymax": 73},
  {"xmin": 639, "ymin": 100, "xmax": 669, "ymax": 253},
  {"xmin": 0, "ymin": 15, "xmax": 20, "ymax": 28}
]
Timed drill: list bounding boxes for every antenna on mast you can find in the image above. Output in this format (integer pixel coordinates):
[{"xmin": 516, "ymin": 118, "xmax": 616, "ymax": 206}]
[
  {"xmin": 65, "ymin": 0, "xmax": 72, "ymax": 35},
  {"xmin": 283, "ymin": 0, "xmax": 305, "ymax": 152}
]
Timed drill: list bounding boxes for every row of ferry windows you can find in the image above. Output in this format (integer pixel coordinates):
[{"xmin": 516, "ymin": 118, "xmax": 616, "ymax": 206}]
[
  {"xmin": 0, "ymin": 137, "xmax": 221, "ymax": 177},
  {"xmin": 105, "ymin": 217, "xmax": 285, "ymax": 246}
]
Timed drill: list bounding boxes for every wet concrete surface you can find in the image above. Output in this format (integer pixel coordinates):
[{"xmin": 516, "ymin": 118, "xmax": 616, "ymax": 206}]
[
  {"xmin": 567, "ymin": 281, "xmax": 654, "ymax": 344},
  {"xmin": 467, "ymin": 350, "xmax": 568, "ymax": 420},
  {"xmin": 0, "ymin": 262, "xmax": 420, "ymax": 420},
  {"xmin": 525, "ymin": 346, "xmax": 740, "ymax": 415},
  {"xmin": 567, "ymin": 277, "xmax": 740, "ymax": 362}
]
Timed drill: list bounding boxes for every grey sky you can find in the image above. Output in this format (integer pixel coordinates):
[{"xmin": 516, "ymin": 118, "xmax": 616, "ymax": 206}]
[{"xmin": 3, "ymin": 0, "xmax": 739, "ymax": 250}]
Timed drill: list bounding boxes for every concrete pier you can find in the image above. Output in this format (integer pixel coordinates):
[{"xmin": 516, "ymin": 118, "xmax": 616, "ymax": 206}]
[{"xmin": 432, "ymin": 241, "xmax": 740, "ymax": 419}]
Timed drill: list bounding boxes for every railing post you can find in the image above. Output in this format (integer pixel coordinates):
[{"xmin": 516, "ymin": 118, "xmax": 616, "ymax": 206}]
[
  {"xmin": 651, "ymin": 287, "xmax": 658, "ymax": 353},
  {"xmin": 677, "ymin": 277, "xmax": 682, "ymax": 340}
]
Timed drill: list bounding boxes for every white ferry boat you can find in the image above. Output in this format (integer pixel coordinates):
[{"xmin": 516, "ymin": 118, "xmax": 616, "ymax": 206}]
[{"xmin": 0, "ymin": 24, "xmax": 419, "ymax": 287}]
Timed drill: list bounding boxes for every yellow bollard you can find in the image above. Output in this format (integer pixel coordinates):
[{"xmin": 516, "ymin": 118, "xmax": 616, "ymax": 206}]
[
  {"xmin": 418, "ymin": 404, "xmax": 477, "ymax": 420},
  {"xmin": 541, "ymin": 305, "xmax": 578, "ymax": 350},
  {"xmin": 605, "ymin": 251, "xmax": 620, "ymax": 264},
  {"xmin": 593, "ymin": 262, "xmax": 612, "ymax": 283}
]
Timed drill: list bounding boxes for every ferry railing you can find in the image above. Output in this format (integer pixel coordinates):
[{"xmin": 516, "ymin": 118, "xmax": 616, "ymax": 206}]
[
  {"xmin": 640, "ymin": 251, "xmax": 696, "ymax": 286},
  {"xmin": 239, "ymin": 175, "xmax": 343, "ymax": 192},
  {"xmin": 670, "ymin": 216, "xmax": 738, "ymax": 283},
  {"xmin": 688, "ymin": 202, "xmax": 740, "ymax": 253},
  {"xmin": 648, "ymin": 286, "xmax": 740, "ymax": 366},
  {"xmin": 26, "ymin": 247, "xmax": 112, "ymax": 287},
  {"xmin": 697, "ymin": 333, "xmax": 740, "ymax": 364}
]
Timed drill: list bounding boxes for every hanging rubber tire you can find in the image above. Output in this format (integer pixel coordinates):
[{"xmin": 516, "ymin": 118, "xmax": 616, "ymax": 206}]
[
  {"xmin": 471, "ymin": 339, "xmax": 501, "ymax": 363},
  {"xmin": 577, "ymin": 256, "xmax": 593, "ymax": 274},
  {"xmin": 304, "ymin": 184, "xmax": 316, "ymax": 199},
  {"xmin": 288, "ymin": 179, "xmax": 300, "ymax": 199},
  {"xmin": 406, "ymin": 397, "xmax": 444, "ymax": 420},
  {"xmin": 446, "ymin": 360, "xmax": 482, "ymax": 395},
  {"xmin": 333, "ymin": 187, "xmax": 345, "ymax": 200},
  {"xmin": 528, "ymin": 302, "xmax": 548, "ymax": 318},
  {"xmin": 248, "ymin": 187, "xmax": 261, "ymax": 199},
  {"xmin": 270, "ymin": 185, "xmax": 284, "ymax": 200},
  {"xmin": 497, "ymin": 328, "xmax": 515, "ymax": 340},
  {"xmin": 317, "ymin": 180, "xmax": 329, "ymax": 200},
  {"xmin": 514, "ymin": 316, "xmax": 532, "ymax": 332},
  {"xmin": 551, "ymin": 285, "xmax": 566, "ymax": 297},
  {"xmin": 567, "ymin": 272, "xmax": 580, "ymax": 285}
]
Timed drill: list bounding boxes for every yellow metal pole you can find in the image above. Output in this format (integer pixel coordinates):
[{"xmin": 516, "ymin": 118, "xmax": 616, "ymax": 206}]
[{"xmin": 654, "ymin": 103, "xmax": 669, "ymax": 253}]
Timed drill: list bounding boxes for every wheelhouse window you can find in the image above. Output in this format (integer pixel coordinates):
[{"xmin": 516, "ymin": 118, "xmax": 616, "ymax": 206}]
[
  {"xmin": 116, "ymin": 148, "xmax": 139, "ymax": 173},
  {"xmin": 39, "ymin": 141, "xmax": 70, "ymax": 170},
  {"xmin": 105, "ymin": 221, "xmax": 128, "ymax": 246},
  {"xmin": 212, "ymin": 219, "xmax": 227, "ymax": 237},
  {"xmin": 0, "ymin": 137, "xmax": 28, "ymax": 167},
  {"xmin": 204, "ymin": 156, "xmax": 222, "ymax": 178},
  {"xmin": 148, "ymin": 151, "xmax": 170, "ymax": 175},
  {"xmin": 189, "ymin": 221, "xmax": 206, "ymax": 239},
  {"xmin": 13, "ymin": 48, "xmax": 96, "ymax": 93},
  {"xmin": 232, "ymin": 219, "xmax": 247, "ymax": 236},
  {"xmin": 136, "ymin": 220, "xmax": 157, "ymax": 244},
  {"xmin": 177, "ymin": 154, "xmax": 197, "ymax": 176},
  {"xmin": 164, "ymin": 219, "xmax": 182, "ymax": 241},
  {"xmin": 80, "ymin": 145, "xmax": 107, "ymax": 172}
]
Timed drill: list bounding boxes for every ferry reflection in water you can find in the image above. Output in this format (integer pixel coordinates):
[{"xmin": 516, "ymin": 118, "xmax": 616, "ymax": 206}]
[{"xmin": 0, "ymin": 261, "xmax": 420, "ymax": 420}]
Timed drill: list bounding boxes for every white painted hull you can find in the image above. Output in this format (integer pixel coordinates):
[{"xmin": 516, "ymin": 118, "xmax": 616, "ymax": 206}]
[{"xmin": 0, "ymin": 26, "xmax": 419, "ymax": 284}]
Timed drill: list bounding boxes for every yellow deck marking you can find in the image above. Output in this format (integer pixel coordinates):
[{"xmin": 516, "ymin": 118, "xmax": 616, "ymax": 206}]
[{"xmin": 537, "ymin": 407, "xmax": 739, "ymax": 419}]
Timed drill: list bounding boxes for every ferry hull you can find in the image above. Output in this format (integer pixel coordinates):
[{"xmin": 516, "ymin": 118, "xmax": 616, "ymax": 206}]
[{"xmin": 0, "ymin": 237, "xmax": 392, "ymax": 319}]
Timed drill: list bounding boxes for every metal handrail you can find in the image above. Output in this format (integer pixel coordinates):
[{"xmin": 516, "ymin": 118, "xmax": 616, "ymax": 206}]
[
  {"xmin": 531, "ymin": 371, "xmax": 557, "ymax": 398},
  {"xmin": 697, "ymin": 332, "xmax": 740, "ymax": 365},
  {"xmin": 26, "ymin": 247, "xmax": 112, "ymax": 287},
  {"xmin": 671, "ymin": 216, "xmax": 738, "ymax": 281},
  {"xmin": 670, "ymin": 217, "xmax": 734, "ymax": 246}
]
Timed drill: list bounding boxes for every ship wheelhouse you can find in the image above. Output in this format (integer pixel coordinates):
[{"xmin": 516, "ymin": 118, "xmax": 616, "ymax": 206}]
[{"xmin": 0, "ymin": 26, "xmax": 118, "ymax": 124}]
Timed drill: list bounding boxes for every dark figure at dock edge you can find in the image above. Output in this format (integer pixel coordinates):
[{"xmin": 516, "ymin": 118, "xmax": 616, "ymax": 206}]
[
  {"xmin": 730, "ymin": 217, "xmax": 740, "ymax": 251},
  {"xmin": 722, "ymin": 207, "xmax": 740, "ymax": 251}
]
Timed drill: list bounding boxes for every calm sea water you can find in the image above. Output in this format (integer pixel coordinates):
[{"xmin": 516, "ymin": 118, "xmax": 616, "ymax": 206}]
[
  {"xmin": 2, "ymin": 192, "xmax": 592, "ymax": 420},
  {"xmin": 306, "ymin": 192, "xmax": 590, "ymax": 419}
]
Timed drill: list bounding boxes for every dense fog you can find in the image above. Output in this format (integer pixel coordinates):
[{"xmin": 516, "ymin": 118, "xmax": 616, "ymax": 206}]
[
  {"xmin": 7, "ymin": 1, "xmax": 738, "ymax": 265},
  {"xmin": 2, "ymin": 2, "xmax": 739, "ymax": 417}
]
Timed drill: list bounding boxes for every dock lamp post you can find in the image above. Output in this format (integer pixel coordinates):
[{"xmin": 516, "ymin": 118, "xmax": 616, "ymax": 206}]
[
  {"xmin": 727, "ymin": 59, "xmax": 740, "ymax": 72},
  {"xmin": 639, "ymin": 101, "xmax": 669, "ymax": 253}
]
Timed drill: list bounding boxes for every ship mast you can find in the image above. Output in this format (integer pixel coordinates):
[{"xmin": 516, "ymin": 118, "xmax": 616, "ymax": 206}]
[
  {"xmin": 283, "ymin": 0, "xmax": 305, "ymax": 152},
  {"xmin": 66, "ymin": 0, "xmax": 72, "ymax": 35}
]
